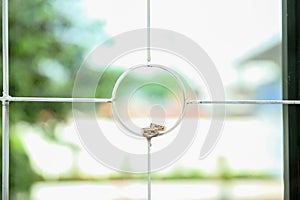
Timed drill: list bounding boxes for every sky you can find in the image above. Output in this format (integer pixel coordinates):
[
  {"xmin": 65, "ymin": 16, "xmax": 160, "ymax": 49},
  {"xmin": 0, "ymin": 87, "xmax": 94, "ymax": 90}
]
[{"xmin": 79, "ymin": 0, "xmax": 281, "ymax": 86}]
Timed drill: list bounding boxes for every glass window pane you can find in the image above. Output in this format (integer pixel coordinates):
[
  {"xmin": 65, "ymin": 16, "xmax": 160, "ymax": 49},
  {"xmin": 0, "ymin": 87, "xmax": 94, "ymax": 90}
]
[
  {"xmin": 7, "ymin": 0, "xmax": 283, "ymax": 199},
  {"xmin": 9, "ymin": 0, "xmax": 108, "ymax": 97},
  {"xmin": 9, "ymin": 103, "xmax": 283, "ymax": 199},
  {"xmin": 9, "ymin": 0, "xmax": 281, "ymax": 100}
]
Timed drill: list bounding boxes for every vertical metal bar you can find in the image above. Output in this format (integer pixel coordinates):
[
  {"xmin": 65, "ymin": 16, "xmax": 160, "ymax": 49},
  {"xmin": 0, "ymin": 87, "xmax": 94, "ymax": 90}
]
[
  {"xmin": 147, "ymin": 139, "xmax": 151, "ymax": 200},
  {"xmin": 147, "ymin": 0, "xmax": 151, "ymax": 65},
  {"xmin": 282, "ymin": 0, "xmax": 289, "ymax": 199},
  {"xmin": 2, "ymin": 0, "xmax": 9, "ymax": 96},
  {"xmin": 2, "ymin": 0, "xmax": 10, "ymax": 200},
  {"xmin": 283, "ymin": 0, "xmax": 300, "ymax": 199},
  {"xmin": 2, "ymin": 102, "xmax": 9, "ymax": 200}
]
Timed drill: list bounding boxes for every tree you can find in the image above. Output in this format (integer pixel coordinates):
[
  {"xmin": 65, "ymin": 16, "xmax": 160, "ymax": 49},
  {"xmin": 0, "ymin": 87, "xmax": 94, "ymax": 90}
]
[{"xmin": 1, "ymin": 0, "xmax": 108, "ymax": 198}]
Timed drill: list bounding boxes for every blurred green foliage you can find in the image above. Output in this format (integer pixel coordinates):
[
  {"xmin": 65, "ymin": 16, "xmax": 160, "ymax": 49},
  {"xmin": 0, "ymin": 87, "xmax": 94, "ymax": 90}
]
[
  {"xmin": 96, "ymin": 67, "xmax": 180, "ymax": 99},
  {"xmin": 105, "ymin": 166, "xmax": 274, "ymax": 181},
  {"xmin": 8, "ymin": 0, "xmax": 106, "ymax": 123},
  {"xmin": 1, "ymin": 0, "xmax": 107, "ymax": 198}
]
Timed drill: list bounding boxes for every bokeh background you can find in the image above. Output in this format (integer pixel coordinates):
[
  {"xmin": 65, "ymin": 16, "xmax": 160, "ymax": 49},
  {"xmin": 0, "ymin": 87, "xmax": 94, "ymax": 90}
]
[{"xmin": 1, "ymin": 0, "xmax": 283, "ymax": 199}]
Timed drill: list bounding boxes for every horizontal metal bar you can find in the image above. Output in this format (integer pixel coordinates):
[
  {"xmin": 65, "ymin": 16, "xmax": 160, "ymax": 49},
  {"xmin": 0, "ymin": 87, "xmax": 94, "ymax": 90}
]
[
  {"xmin": 0, "ymin": 97, "xmax": 300, "ymax": 105},
  {"xmin": 9, "ymin": 97, "xmax": 112, "ymax": 103},
  {"xmin": 187, "ymin": 100, "xmax": 300, "ymax": 105}
]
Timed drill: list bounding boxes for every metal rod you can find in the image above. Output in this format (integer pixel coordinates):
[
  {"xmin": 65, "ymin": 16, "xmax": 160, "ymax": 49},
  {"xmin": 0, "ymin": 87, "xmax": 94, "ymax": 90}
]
[
  {"xmin": 2, "ymin": 97, "xmax": 300, "ymax": 105},
  {"xmin": 187, "ymin": 100, "xmax": 300, "ymax": 105},
  {"xmin": 2, "ymin": 101, "xmax": 9, "ymax": 200},
  {"xmin": 147, "ymin": 0, "xmax": 151, "ymax": 64},
  {"xmin": 2, "ymin": 0, "xmax": 9, "ymax": 96},
  {"xmin": 1, "ymin": 97, "xmax": 300, "ymax": 105},
  {"xmin": 147, "ymin": 138, "xmax": 151, "ymax": 200},
  {"xmin": 10, "ymin": 97, "xmax": 112, "ymax": 103},
  {"xmin": 2, "ymin": 0, "xmax": 9, "ymax": 199}
]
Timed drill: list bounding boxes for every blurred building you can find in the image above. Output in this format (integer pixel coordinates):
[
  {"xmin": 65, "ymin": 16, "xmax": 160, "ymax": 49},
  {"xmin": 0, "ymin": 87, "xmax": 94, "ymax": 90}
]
[{"xmin": 230, "ymin": 36, "xmax": 282, "ymax": 116}]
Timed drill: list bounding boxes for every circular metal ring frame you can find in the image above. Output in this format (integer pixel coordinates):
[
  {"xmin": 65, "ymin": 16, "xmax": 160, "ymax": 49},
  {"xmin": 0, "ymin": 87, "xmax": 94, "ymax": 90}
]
[{"xmin": 111, "ymin": 64, "xmax": 188, "ymax": 137}]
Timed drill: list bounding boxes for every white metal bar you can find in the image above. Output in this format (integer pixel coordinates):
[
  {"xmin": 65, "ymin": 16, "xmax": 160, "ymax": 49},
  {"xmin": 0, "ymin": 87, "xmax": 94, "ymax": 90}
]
[
  {"xmin": 2, "ymin": 97, "xmax": 300, "ymax": 105},
  {"xmin": 187, "ymin": 100, "xmax": 300, "ymax": 105},
  {"xmin": 147, "ymin": 0, "xmax": 151, "ymax": 64},
  {"xmin": 10, "ymin": 97, "xmax": 112, "ymax": 103},
  {"xmin": 147, "ymin": 139, "xmax": 151, "ymax": 200},
  {"xmin": 0, "ymin": 97, "xmax": 300, "ymax": 104},
  {"xmin": 2, "ymin": 102, "xmax": 9, "ymax": 200},
  {"xmin": 2, "ymin": 0, "xmax": 9, "ymax": 199},
  {"xmin": 2, "ymin": 0, "xmax": 8, "ymax": 96}
]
